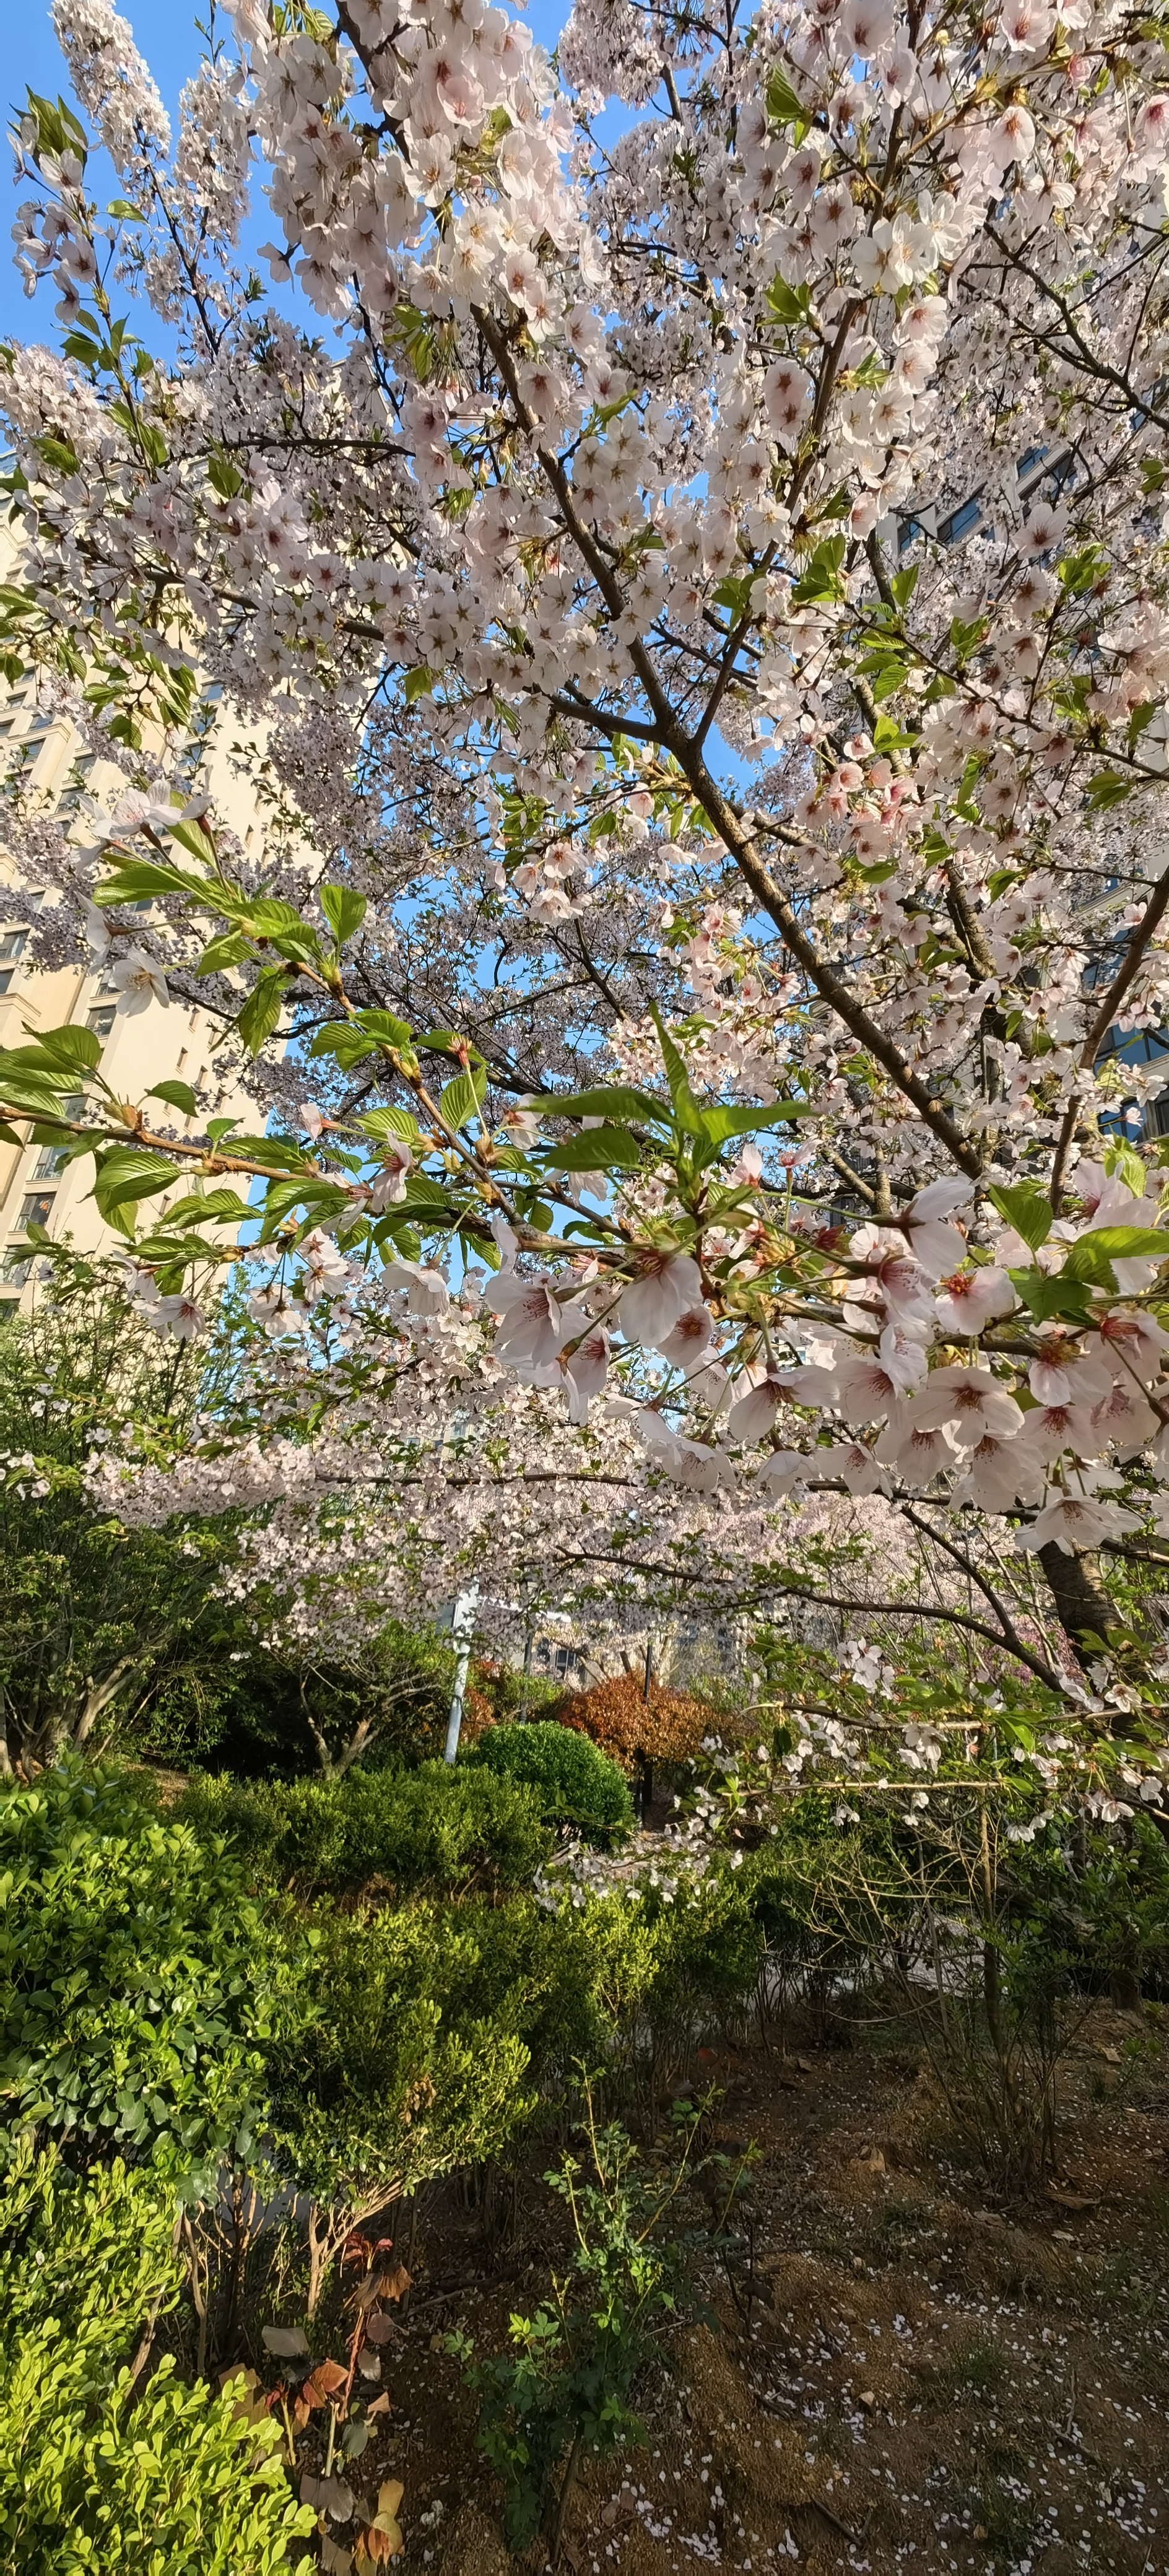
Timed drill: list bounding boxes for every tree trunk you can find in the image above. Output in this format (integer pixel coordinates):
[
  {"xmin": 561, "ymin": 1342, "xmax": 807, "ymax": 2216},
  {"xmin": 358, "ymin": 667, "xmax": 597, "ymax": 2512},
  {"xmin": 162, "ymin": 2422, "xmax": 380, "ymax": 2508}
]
[{"xmin": 1037, "ymin": 1541, "xmax": 1115, "ymax": 1668}]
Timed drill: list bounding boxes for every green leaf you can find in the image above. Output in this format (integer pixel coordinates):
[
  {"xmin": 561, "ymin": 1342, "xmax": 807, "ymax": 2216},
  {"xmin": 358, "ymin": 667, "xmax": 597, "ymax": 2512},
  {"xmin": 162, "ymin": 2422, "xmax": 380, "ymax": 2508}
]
[
  {"xmin": 196, "ymin": 931, "xmax": 250, "ymax": 975},
  {"xmin": 1102, "ymin": 1142, "xmax": 1147, "ymax": 1194},
  {"xmin": 356, "ymin": 1105, "xmax": 422, "ymax": 1144},
  {"xmin": 36, "ymin": 435, "xmax": 79, "ymax": 477},
  {"xmin": 765, "ymin": 66, "xmax": 810, "ymax": 136},
  {"xmin": 225, "ymin": 1136, "xmax": 316, "ymax": 1170},
  {"xmin": 867, "ymin": 660, "xmax": 908, "ymax": 702},
  {"xmin": 1085, "ymin": 770, "xmax": 1133, "ymax": 812},
  {"xmin": 1009, "ymin": 1268, "xmax": 1095, "ymax": 1327},
  {"xmin": 308, "ymin": 1024, "xmax": 375, "ymax": 1067},
  {"xmin": 700, "ymin": 1098, "xmax": 812, "ymax": 1142},
  {"xmin": 372, "ymin": 1217, "xmax": 422, "ymax": 1260},
  {"xmin": 94, "ymin": 858, "xmax": 204, "ymax": 907},
  {"xmin": 162, "ymin": 1188, "xmax": 251, "ymax": 1225},
  {"xmin": 533, "ymin": 1083, "xmax": 668, "ymax": 1126},
  {"xmin": 92, "ymin": 1147, "xmax": 176, "ymax": 1220},
  {"xmin": 791, "ymin": 536, "xmax": 846, "ymax": 608},
  {"xmin": 649, "ymin": 1006, "xmax": 703, "ymax": 1136},
  {"xmin": 236, "ymin": 968, "xmax": 286, "ymax": 1058},
  {"xmin": 765, "ymin": 275, "xmax": 814, "ymax": 326},
  {"xmin": 1058, "ymin": 544, "xmax": 1108, "ymax": 598},
  {"xmin": 440, "ymin": 1064, "xmax": 488, "ymax": 1129},
  {"xmin": 165, "ymin": 816, "xmax": 219, "ymax": 866},
  {"xmin": 403, "ymin": 664, "xmax": 436, "ymax": 702},
  {"xmin": 988, "ymin": 1183, "xmax": 1053, "ymax": 1253},
  {"xmin": 29, "ymin": 1024, "xmax": 102, "ymax": 1076},
  {"xmin": 320, "ymin": 884, "xmax": 368, "ymax": 945},
  {"xmin": 356, "ymin": 1009, "xmax": 415, "ymax": 1050},
  {"xmin": 541, "ymin": 1126, "xmax": 641, "ymax": 1171},
  {"xmin": 207, "ymin": 452, "xmax": 243, "ymax": 498},
  {"xmin": 147, "ymin": 1079, "xmax": 198, "ymax": 1116},
  {"xmin": 106, "ymin": 198, "xmax": 143, "ymax": 220},
  {"xmin": 1063, "ymin": 1224, "xmax": 1168, "ymax": 1289}
]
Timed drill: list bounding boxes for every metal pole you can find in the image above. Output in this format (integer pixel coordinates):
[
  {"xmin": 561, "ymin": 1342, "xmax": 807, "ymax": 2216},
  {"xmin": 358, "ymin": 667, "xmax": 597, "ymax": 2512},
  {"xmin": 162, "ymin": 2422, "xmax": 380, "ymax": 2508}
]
[{"xmin": 443, "ymin": 1585, "xmax": 479, "ymax": 1764}]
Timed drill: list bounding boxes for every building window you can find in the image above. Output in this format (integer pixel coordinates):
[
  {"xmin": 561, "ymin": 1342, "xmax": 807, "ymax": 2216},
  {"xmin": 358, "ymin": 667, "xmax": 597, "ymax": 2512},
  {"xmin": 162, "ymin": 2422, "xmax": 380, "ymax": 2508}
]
[
  {"xmin": 17, "ymin": 1191, "xmax": 56, "ymax": 1230},
  {"xmin": 87, "ymin": 1005, "xmax": 116, "ymax": 1040},
  {"xmin": 58, "ymin": 752, "xmax": 97, "ymax": 812},
  {"xmin": 33, "ymin": 1096, "xmax": 84, "ymax": 1179},
  {"xmin": 0, "ymin": 927, "xmax": 28, "ymax": 994}
]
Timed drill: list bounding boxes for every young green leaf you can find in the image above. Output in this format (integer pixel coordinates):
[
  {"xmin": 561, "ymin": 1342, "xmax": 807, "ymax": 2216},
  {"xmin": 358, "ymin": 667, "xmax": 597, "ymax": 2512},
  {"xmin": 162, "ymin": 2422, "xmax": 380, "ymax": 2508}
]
[
  {"xmin": 440, "ymin": 1064, "xmax": 488, "ymax": 1129},
  {"xmin": 320, "ymin": 884, "xmax": 368, "ymax": 944},
  {"xmin": 988, "ymin": 1183, "xmax": 1054, "ymax": 1253},
  {"xmin": 145, "ymin": 1079, "xmax": 198, "ymax": 1116},
  {"xmin": 236, "ymin": 967, "xmax": 287, "ymax": 1057}
]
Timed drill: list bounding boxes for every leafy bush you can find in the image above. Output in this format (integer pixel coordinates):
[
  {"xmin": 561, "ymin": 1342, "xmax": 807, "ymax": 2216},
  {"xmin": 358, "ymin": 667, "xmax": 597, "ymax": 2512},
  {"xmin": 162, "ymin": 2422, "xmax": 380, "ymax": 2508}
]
[
  {"xmin": 0, "ymin": 1764, "xmax": 296, "ymax": 2187},
  {"xmin": 0, "ymin": 2142, "xmax": 313, "ymax": 2575},
  {"xmin": 180, "ymin": 1759, "xmax": 550, "ymax": 1899},
  {"xmin": 468, "ymin": 1720, "xmax": 633, "ymax": 1838},
  {"xmin": 553, "ymin": 1675, "xmax": 711, "ymax": 1775},
  {"xmin": 453, "ymin": 2093, "xmax": 722, "ymax": 2552}
]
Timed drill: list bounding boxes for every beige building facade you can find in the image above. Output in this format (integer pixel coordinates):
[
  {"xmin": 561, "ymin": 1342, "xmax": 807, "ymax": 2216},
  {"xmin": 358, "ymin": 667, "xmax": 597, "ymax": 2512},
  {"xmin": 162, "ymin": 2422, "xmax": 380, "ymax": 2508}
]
[{"xmin": 0, "ymin": 658, "xmax": 274, "ymax": 1312}]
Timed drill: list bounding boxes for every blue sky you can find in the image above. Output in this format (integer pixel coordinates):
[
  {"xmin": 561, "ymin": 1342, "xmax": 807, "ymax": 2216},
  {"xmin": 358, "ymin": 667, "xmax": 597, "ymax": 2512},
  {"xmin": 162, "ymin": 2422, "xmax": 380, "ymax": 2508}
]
[{"xmin": 1, "ymin": 0, "xmax": 575, "ymax": 347}]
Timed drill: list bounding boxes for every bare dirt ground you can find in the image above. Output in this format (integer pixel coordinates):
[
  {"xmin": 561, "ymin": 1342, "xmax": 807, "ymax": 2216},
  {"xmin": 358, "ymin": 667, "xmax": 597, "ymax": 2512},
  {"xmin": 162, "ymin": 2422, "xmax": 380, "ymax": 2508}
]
[{"xmin": 348, "ymin": 2004, "xmax": 1168, "ymax": 2576}]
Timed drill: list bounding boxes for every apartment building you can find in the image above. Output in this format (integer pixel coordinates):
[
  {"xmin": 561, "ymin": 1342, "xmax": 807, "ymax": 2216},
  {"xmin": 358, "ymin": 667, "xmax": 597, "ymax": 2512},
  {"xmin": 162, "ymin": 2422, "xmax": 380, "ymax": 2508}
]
[{"xmin": 0, "ymin": 662, "xmax": 277, "ymax": 1313}]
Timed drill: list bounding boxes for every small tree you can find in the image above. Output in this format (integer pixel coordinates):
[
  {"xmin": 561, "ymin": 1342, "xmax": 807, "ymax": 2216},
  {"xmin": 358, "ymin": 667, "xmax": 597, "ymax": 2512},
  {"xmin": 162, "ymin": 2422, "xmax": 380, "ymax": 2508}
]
[{"xmin": 554, "ymin": 1674, "xmax": 711, "ymax": 1818}]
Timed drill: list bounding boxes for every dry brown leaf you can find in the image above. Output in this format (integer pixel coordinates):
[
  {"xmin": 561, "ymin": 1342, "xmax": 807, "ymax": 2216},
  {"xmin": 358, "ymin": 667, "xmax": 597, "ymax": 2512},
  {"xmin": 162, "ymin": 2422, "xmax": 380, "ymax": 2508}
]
[
  {"xmin": 321, "ymin": 2543, "xmax": 354, "ymax": 2575},
  {"xmin": 359, "ymin": 2519, "xmax": 404, "ymax": 2565},
  {"xmin": 363, "ymin": 2313, "xmax": 395, "ymax": 2346},
  {"xmin": 377, "ymin": 2480, "xmax": 405, "ymax": 2518},
  {"xmin": 1046, "ymin": 2187, "xmax": 1099, "ymax": 2212},
  {"xmin": 302, "ymin": 2358, "xmax": 349, "ymax": 2408},
  {"xmin": 381, "ymin": 2265, "xmax": 411, "ymax": 2304},
  {"xmin": 357, "ymin": 2346, "xmax": 382, "ymax": 2379},
  {"xmin": 858, "ymin": 2390, "xmax": 877, "ymax": 2408},
  {"xmin": 261, "ymin": 2325, "xmax": 309, "ymax": 2359},
  {"xmin": 366, "ymin": 2391, "xmax": 392, "ymax": 2418}
]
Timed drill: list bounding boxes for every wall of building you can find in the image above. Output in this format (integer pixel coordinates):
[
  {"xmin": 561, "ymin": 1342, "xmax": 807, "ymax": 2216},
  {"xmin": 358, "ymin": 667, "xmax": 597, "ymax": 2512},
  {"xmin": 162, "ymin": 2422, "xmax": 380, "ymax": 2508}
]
[{"xmin": 0, "ymin": 640, "xmax": 287, "ymax": 1310}]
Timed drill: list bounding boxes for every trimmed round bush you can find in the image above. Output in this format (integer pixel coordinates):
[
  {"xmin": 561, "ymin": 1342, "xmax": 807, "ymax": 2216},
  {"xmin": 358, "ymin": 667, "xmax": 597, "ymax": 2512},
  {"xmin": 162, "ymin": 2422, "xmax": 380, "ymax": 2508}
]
[{"xmin": 467, "ymin": 1721, "xmax": 633, "ymax": 1840}]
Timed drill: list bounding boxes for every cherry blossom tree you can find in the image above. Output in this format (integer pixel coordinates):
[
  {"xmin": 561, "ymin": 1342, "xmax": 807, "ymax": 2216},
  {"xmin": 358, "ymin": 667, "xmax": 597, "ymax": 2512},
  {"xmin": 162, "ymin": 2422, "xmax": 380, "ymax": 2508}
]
[{"xmin": 5, "ymin": 0, "xmax": 1169, "ymax": 1712}]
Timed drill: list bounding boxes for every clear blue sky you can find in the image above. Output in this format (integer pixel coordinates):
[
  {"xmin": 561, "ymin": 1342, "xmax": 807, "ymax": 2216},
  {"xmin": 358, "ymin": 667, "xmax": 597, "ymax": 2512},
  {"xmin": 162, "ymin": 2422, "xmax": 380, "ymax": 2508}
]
[{"xmin": 1, "ymin": 0, "xmax": 575, "ymax": 347}]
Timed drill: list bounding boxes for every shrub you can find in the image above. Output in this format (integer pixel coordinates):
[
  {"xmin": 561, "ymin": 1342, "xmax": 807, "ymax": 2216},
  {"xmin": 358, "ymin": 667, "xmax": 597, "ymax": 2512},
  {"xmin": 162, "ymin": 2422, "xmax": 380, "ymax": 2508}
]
[
  {"xmin": 453, "ymin": 2092, "xmax": 723, "ymax": 2554},
  {"xmin": 179, "ymin": 1760, "xmax": 551, "ymax": 1899},
  {"xmin": 552, "ymin": 1675, "xmax": 711, "ymax": 1775},
  {"xmin": 0, "ymin": 2141, "xmax": 313, "ymax": 2575},
  {"xmin": 467, "ymin": 1720, "xmax": 633, "ymax": 1838},
  {"xmin": 0, "ymin": 1762, "xmax": 297, "ymax": 2187}
]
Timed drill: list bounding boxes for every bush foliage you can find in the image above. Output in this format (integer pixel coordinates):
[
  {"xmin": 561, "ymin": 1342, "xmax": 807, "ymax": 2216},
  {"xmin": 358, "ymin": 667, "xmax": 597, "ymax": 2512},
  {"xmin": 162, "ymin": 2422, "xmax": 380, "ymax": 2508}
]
[
  {"xmin": 0, "ymin": 2142, "xmax": 313, "ymax": 2576},
  {"xmin": 0, "ymin": 1764, "xmax": 291, "ymax": 2188},
  {"xmin": 467, "ymin": 1719, "xmax": 633, "ymax": 1837},
  {"xmin": 553, "ymin": 1676, "xmax": 712, "ymax": 1774},
  {"xmin": 180, "ymin": 1759, "xmax": 552, "ymax": 1899}
]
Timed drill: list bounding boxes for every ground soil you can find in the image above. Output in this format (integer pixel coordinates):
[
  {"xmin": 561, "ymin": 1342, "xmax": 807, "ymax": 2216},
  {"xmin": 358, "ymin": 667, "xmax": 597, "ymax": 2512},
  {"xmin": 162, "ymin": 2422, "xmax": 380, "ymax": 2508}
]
[{"xmin": 350, "ymin": 2003, "xmax": 1167, "ymax": 2576}]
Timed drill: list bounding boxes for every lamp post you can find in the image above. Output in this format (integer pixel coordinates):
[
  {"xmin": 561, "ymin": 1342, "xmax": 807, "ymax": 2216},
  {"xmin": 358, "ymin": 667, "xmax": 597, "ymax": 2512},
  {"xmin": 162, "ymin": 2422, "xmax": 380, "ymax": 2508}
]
[{"xmin": 443, "ymin": 1585, "xmax": 480, "ymax": 1764}]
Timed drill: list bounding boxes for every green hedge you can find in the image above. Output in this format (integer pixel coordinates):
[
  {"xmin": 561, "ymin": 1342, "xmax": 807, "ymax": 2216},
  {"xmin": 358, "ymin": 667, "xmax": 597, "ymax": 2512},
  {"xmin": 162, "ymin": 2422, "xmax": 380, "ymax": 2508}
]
[
  {"xmin": 467, "ymin": 1721, "xmax": 633, "ymax": 1839},
  {"xmin": 179, "ymin": 1759, "xmax": 552, "ymax": 1898},
  {"xmin": 0, "ymin": 1764, "xmax": 292, "ymax": 2187}
]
